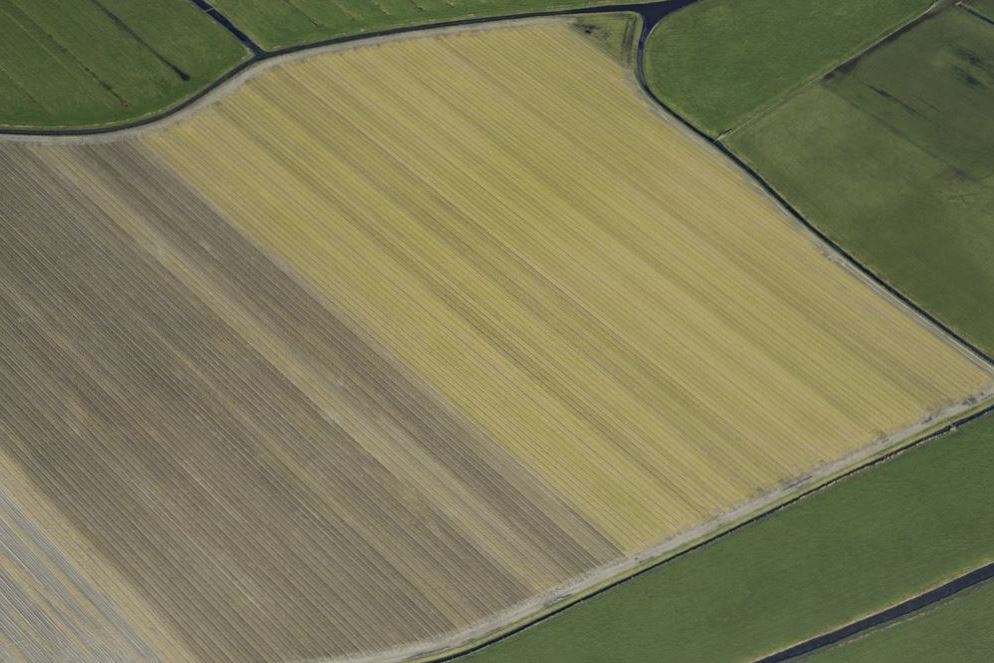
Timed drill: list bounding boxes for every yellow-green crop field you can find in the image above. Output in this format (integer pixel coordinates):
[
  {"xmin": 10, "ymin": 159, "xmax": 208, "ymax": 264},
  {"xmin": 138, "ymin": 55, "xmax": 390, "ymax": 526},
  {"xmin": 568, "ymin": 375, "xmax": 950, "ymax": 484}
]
[{"xmin": 1, "ymin": 20, "xmax": 991, "ymax": 662}]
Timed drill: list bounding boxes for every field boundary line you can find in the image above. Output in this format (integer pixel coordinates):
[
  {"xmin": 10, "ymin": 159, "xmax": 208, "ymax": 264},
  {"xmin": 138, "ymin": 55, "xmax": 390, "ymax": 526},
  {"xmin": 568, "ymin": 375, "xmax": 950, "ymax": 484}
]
[
  {"xmin": 754, "ymin": 561, "xmax": 994, "ymax": 662},
  {"xmin": 958, "ymin": 1, "xmax": 994, "ymax": 27},
  {"xmin": 720, "ymin": 0, "xmax": 951, "ymax": 141},
  {"xmin": 187, "ymin": 0, "xmax": 263, "ymax": 54},
  {"xmin": 318, "ymin": 400, "xmax": 994, "ymax": 663},
  {"xmin": 635, "ymin": 18, "xmax": 994, "ymax": 372}
]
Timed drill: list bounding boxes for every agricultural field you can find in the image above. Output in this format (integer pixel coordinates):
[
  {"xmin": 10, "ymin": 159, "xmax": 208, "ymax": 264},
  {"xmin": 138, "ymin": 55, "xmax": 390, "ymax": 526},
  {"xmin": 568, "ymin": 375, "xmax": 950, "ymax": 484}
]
[
  {"xmin": 0, "ymin": 0, "xmax": 249, "ymax": 129},
  {"xmin": 967, "ymin": 0, "xmax": 994, "ymax": 22},
  {"xmin": 0, "ymin": 451, "xmax": 191, "ymax": 661},
  {"xmin": 465, "ymin": 411, "xmax": 994, "ymax": 662},
  {"xmin": 0, "ymin": 134, "xmax": 619, "ymax": 661},
  {"xmin": 144, "ymin": 21, "xmax": 992, "ymax": 553},
  {"xmin": 728, "ymin": 6, "xmax": 994, "ymax": 357},
  {"xmin": 1, "ymin": 15, "xmax": 993, "ymax": 663},
  {"xmin": 643, "ymin": 0, "xmax": 932, "ymax": 136},
  {"xmin": 208, "ymin": 0, "xmax": 650, "ymax": 50},
  {"xmin": 809, "ymin": 581, "xmax": 994, "ymax": 663}
]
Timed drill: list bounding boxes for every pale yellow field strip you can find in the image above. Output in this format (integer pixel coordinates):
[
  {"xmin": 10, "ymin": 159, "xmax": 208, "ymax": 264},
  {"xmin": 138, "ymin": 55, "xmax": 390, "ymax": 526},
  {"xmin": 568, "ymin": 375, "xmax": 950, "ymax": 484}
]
[{"xmin": 141, "ymin": 21, "xmax": 994, "ymax": 552}]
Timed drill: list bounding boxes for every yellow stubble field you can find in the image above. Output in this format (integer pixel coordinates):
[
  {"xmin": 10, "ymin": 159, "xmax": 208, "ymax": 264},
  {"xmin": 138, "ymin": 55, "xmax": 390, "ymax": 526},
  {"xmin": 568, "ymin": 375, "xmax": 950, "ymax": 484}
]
[{"xmin": 142, "ymin": 21, "xmax": 993, "ymax": 552}]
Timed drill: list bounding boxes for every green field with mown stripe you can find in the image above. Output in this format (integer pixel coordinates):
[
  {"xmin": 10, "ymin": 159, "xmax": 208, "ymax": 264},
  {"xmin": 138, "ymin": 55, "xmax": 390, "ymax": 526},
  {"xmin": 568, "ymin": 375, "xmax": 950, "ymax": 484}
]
[{"xmin": 0, "ymin": 0, "xmax": 248, "ymax": 129}]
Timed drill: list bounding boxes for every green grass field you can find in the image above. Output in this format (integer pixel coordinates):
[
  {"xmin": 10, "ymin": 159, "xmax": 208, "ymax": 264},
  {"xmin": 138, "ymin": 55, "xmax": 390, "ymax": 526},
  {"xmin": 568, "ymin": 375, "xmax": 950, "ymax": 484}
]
[
  {"xmin": 809, "ymin": 581, "xmax": 994, "ymax": 663},
  {"xmin": 0, "ymin": 0, "xmax": 249, "ymax": 129},
  {"xmin": 462, "ymin": 411, "xmax": 994, "ymax": 662},
  {"xmin": 728, "ymin": 8, "xmax": 994, "ymax": 357},
  {"xmin": 210, "ymin": 0, "xmax": 651, "ymax": 51},
  {"xmin": 642, "ymin": 0, "xmax": 931, "ymax": 136},
  {"xmin": 967, "ymin": 0, "xmax": 994, "ymax": 22}
]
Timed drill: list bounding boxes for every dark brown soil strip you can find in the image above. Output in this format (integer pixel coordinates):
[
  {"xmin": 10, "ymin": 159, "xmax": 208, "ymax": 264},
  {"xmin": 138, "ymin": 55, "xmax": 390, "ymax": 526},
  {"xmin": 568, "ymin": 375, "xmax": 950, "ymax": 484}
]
[
  {"xmin": 88, "ymin": 0, "xmax": 190, "ymax": 81},
  {"xmin": 754, "ymin": 562, "xmax": 994, "ymax": 662}
]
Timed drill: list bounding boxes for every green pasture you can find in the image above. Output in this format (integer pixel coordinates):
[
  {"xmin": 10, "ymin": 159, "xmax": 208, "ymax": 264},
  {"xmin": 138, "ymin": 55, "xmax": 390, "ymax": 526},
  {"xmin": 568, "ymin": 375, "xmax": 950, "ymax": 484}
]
[
  {"xmin": 642, "ymin": 0, "xmax": 930, "ymax": 136},
  {"xmin": 0, "ymin": 0, "xmax": 248, "ymax": 129},
  {"xmin": 728, "ymin": 8, "xmax": 994, "ymax": 356},
  {"xmin": 210, "ymin": 0, "xmax": 651, "ymax": 51},
  {"xmin": 809, "ymin": 580, "xmax": 994, "ymax": 663},
  {"xmin": 966, "ymin": 0, "xmax": 994, "ymax": 22},
  {"xmin": 462, "ymin": 411, "xmax": 994, "ymax": 662}
]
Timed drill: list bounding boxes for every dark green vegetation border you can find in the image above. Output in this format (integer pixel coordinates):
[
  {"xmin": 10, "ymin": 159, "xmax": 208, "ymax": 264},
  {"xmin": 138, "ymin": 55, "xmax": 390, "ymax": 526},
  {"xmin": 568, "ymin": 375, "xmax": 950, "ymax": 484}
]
[
  {"xmin": 729, "ymin": 6, "xmax": 994, "ymax": 358},
  {"xmin": 808, "ymin": 580, "xmax": 994, "ymax": 663},
  {"xmin": 0, "ymin": 0, "xmax": 249, "ymax": 129},
  {"xmin": 459, "ymin": 411, "xmax": 994, "ymax": 662},
  {"xmin": 642, "ymin": 0, "xmax": 932, "ymax": 137}
]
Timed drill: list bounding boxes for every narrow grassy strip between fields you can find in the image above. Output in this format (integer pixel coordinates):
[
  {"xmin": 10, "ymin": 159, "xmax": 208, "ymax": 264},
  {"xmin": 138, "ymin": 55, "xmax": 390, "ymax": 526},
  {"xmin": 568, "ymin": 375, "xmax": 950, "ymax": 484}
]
[
  {"xmin": 459, "ymin": 411, "xmax": 994, "ymax": 662},
  {"xmin": 966, "ymin": 0, "xmax": 994, "ymax": 22},
  {"xmin": 757, "ymin": 562, "xmax": 994, "ymax": 662},
  {"xmin": 807, "ymin": 578, "xmax": 994, "ymax": 663},
  {"xmin": 642, "ymin": 0, "xmax": 933, "ymax": 137},
  {"xmin": 571, "ymin": 12, "xmax": 640, "ymax": 65}
]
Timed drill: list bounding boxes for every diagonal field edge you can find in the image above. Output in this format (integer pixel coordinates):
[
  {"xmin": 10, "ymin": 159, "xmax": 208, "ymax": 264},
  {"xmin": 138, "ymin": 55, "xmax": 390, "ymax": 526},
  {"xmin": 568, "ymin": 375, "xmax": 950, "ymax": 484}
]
[
  {"xmin": 427, "ymin": 402, "xmax": 994, "ymax": 662},
  {"xmin": 754, "ymin": 562, "xmax": 994, "ymax": 662}
]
